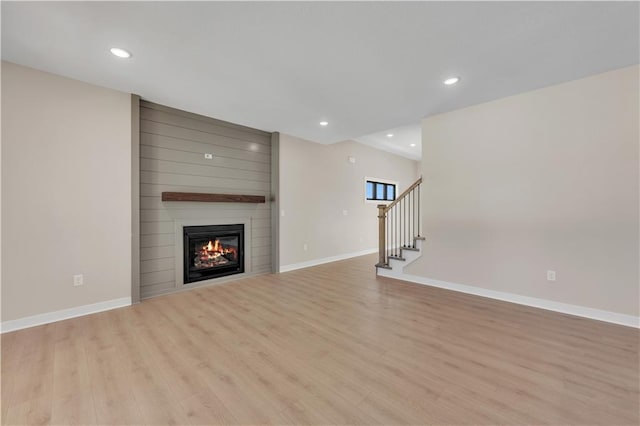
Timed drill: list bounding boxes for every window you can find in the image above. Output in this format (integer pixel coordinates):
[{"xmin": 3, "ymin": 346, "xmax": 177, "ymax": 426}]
[{"xmin": 365, "ymin": 179, "xmax": 397, "ymax": 202}]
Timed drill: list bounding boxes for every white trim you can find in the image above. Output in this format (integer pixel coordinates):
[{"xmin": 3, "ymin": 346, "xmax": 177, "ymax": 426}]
[
  {"xmin": 364, "ymin": 176, "xmax": 398, "ymax": 204},
  {"xmin": 365, "ymin": 176, "xmax": 398, "ymax": 185},
  {"xmin": 1, "ymin": 297, "xmax": 132, "ymax": 333},
  {"xmin": 378, "ymin": 271, "xmax": 640, "ymax": 328},
  {"xmin": 280, "ymin": 248, "xmax": 378, "ymax": 273}
]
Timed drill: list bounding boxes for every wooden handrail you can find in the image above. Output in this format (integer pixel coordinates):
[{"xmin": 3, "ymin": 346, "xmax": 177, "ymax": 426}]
[
  {"xmin": 376, "ymin": 176, "xmax": 423, "ymax": 267},
  {"xmin": 384, "ymin": 177, "xmax": 422, "ymax": 212}
]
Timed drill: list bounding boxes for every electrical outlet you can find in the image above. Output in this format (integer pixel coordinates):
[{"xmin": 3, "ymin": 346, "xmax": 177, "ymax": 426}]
[
  {"xmin": 546, "ymin": 270, "xmax": 556, "ymax": 281},
  {"xmin": 204, "ymin": 153, "xmax": 213, "ymax": 159},
  {"xmin": 303, "ymin": 243, "xmax": 308, "ymax": 251},
  {"xmin": 73, "ymin": 274, "xmax": 84, "ymax": 286},
  {"xmin": 281, "ymin": 209, "xmax": 285, "ymax": 217},
  {"xmin": 343, "ymin": 210, "xmax": 348, "ymax": 216}
]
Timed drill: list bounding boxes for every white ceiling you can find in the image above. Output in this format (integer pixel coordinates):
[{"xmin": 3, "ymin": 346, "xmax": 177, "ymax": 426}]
[
  {"xmin": 355, "ymin": 124, "xmax": 422, "ymax": 161},
  {"xmin": 2, "ymin": 2, "xmax": 638, "ymax": 159}
]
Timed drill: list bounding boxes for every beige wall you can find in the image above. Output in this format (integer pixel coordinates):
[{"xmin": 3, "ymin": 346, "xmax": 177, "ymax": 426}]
[
  {"xmin": 406, "ymin": 65, "xmax": 639, "ymax": 316},
  {"xmin": 1, "ymin": 62, "xmax": 132, "ymax": 321},
  {"xmin": 279, "ymin": 135, "xmax": 418, "ymax": 268}
]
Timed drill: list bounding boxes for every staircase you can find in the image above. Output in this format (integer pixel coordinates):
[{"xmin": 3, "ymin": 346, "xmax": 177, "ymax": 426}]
[{"xmin": 375, "ymin": 177, "xmax": 424, "ymax": 277}]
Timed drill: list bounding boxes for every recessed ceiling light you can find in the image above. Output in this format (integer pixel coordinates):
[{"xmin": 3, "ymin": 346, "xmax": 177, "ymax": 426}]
[
  {"xmin": 410, "ymin": 143, "xmax": 417, "ymax": 147},
  {"xmin": 110, "ymin": 47, "xmax": 132, "ymax": 58},
  {"xmin": 319, "ymin": 121, "xmax": 329, "ymax": 126},
  {"xmin": 387, "ymin": 133, "xmax": 394, "ymax": 138},
  {"xmin": 443, "ymin": 77, "xmax": 460, "ymax": 86}
]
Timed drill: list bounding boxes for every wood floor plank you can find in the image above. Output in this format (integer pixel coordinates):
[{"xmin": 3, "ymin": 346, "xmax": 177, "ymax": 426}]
[
  {"xmin": 144, "ymin": 295, "xmax": 292, "ymax": 425},
  {"xmin": 107, "ymin": 309, "xmax": 192, "ymax": 425},
  {"xmin": 179, "ymin": 389, "xmax": 238, "ymax": 426},
  {"xmin": 81, "ymin": 312, "xmax": 145, "ymax": 425},
  {"xmin": 2, "ymin": 254, "xmax": 638, "ymax": 425},
  {"xmin": 4, "ymin": 324, "xmax": 56, "ymax": 425},
  {"xmin": 50, "ymin": 319, "xmax": 97, "ymax": 425}
]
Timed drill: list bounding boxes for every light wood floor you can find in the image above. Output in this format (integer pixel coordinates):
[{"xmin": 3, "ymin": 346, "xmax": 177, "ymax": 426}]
[{"xmin": 2, "ymin": 254, "xmax": 639, "ymax": 425}]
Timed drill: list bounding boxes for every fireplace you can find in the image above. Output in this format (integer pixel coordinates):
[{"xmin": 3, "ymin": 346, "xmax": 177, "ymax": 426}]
[{"xmin": 183, "ymin": 224, "xmax": 244, "ymax": 284}]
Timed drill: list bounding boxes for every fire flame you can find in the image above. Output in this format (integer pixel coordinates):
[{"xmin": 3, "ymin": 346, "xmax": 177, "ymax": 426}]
[
  {"xmin": 206, "ymin": 240, "xmax": 219, "ymax": 252},
  {"xmin": 195, "ymin": 239, "xmax": 237, "ymax": 269}
]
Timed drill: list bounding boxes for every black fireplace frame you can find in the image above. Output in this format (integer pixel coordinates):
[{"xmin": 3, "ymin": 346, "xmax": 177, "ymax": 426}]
[{"xmin": 183, "ymin": 224, "xmax": 245, "ymax": 284}]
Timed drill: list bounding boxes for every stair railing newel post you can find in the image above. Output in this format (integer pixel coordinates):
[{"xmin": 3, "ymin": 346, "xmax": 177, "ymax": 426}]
[
  {"xmin": 386, "ymin": 205, "xmax": 390, "ymax": 262},
  {"xmin": 377, "ymin": 204, "xmax": 387, "ymax": 267}
]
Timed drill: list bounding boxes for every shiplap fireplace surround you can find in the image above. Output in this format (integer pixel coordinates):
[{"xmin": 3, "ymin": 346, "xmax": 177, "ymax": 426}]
[
  {"xmin": 138, "ymin": 101, "xmax": 277, "ymax": 300},
  {"xmin": 167, "ymin": 192, "xmax": 266, "ymax": 285}
]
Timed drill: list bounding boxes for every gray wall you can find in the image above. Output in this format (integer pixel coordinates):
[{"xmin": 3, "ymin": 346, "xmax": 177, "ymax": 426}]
[
  {"xmin": 406, "ymin": 65, "xmax": 639, "ymax": 317},
  {"xmin": 279, "ymin": 134, "xmax": 419, "ymax": 269},
  {"xmin": 2, "ymin": 61, "xmax": 132, "ymax": 321},
  {"xmin": 139, "ymin": 101, "xmax": 272, "ymax": 298}
]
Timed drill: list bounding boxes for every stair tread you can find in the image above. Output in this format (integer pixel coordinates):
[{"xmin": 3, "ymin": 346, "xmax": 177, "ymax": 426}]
[
  {"xmin": 402, "ymin": 247, "xmax": 419, "ymax": 252},
  {"xmin": 414, "ymin": 236, "xmax": 426, "ymax": 241},
  {"xmin": 375, "ymin": 263, "xmax": 392, "ymax": 270},
  {"xmin": 388, "ymin": 256, "xmax": 406, "ymax": 261}
]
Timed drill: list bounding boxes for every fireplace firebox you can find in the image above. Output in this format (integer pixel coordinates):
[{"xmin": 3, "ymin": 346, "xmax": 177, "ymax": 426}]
[{"xmin": 183, "ymin": 224, "xmax": 244, "ymax": 284}]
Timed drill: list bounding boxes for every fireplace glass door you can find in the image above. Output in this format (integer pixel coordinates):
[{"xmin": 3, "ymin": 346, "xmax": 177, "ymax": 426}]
[{"xmin": 183, "ymin": 224, "xmax": 244, "ymax": 284}]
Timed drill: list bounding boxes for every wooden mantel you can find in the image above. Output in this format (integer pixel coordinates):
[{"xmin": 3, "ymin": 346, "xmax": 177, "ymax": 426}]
[{"xmin": 161, "ymin": 192, "xmax": 266, "ymax": 203}]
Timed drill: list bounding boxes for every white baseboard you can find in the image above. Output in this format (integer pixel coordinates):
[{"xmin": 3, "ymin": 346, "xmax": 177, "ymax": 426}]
[
  {"xmin": 1, "ymin": 297, "xmax": 132, "ymax": 333},
  {"xmin": 378, "ymin": 271, "xmax": 639, "ymax": 328},
  {"xmin": 280, "ymin": 248, "xmax": 377, "ymax": 273}
]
